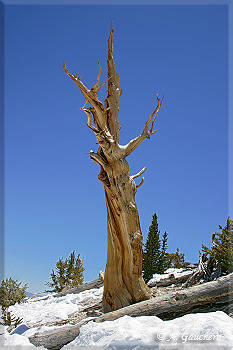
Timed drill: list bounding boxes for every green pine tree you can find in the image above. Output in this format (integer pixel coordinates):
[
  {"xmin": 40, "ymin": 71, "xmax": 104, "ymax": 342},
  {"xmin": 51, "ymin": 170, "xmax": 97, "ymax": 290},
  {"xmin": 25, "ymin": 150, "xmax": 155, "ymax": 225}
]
[
  {"xmin": 159, "ymin": 231, "xmax": 170, "ymax": 272},
  {"xmin": 0, "ymin": 277, "xmax": 28, "ymax": 327},
  {"xmin": 45, "ymin": 251, "xmax": 85, "ymax": 293},
  {"xmin": 202, "ymin": 217, "xmax": 233, "ymax": 273},
  {"xmin": 143, "ymin": 213, "xmax": 167, "ymax": 282},
  {"xmin": 0, "ymin": 278, "xmax": 28, "ymax": 310}
]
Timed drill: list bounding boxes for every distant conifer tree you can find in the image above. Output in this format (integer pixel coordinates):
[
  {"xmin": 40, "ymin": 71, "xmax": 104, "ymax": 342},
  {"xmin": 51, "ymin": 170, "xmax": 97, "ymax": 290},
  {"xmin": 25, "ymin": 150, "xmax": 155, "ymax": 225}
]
[
  {"xmin": 202, "ymin": 217, "xmax": 233, "ymax": 273},
  {"xmin": 167, "ymin": 247, "xmax": 190, "ymax": 268},
  {"xmin": 143, "ymin": 214, "xmax": 169, "ymax": 282},
  {"xmin": 159, "ymin": 231, "xmax": 170, "ymax": 272},
  {"xmin": 45, "ymin": 251, "xmax": 85, "ymax": 293}
]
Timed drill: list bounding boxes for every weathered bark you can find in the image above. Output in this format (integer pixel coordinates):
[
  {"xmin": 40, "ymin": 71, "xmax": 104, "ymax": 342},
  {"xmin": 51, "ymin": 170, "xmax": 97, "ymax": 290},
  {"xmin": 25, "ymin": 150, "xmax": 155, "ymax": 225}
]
[{"xmin": 63, "ymin": 22, "xmax": 163, "ymax": 313}]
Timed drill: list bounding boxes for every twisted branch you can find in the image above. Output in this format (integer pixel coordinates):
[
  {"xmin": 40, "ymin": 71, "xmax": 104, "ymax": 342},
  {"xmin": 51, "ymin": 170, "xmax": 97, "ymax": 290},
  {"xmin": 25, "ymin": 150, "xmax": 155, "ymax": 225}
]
[
  {"xmin": 124, "ymin": 94, "xmax": 164, "ymax": 157},
  {"xmin": 63, "ymin": 61, "xmax": 107, "ymax": 133},
  {"xmin": 143, "ymin": 94, "xmax": 164, "ymax": 139}
]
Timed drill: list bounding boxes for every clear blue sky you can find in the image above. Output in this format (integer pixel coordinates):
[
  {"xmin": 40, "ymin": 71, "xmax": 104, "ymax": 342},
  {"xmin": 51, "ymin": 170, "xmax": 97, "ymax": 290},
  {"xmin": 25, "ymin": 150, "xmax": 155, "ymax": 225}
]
[{"xmin": 4, "ymin": 4, "xmax": 228, "ymax": 293}]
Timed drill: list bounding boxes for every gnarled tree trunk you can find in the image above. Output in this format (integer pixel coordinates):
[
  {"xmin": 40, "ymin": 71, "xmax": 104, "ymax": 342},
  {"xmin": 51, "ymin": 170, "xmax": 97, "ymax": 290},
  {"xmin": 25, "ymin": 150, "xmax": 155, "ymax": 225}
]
[{"xmin": 63, "ymin": 22, "xmax": 164, "ymax": 313}]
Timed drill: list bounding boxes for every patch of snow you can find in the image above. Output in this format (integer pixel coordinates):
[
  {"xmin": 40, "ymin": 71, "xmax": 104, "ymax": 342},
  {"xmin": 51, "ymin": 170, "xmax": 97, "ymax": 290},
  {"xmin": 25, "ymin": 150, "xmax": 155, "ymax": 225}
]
[
  {"xmin": 5, "ymin": 279, "xmax": 233, "ymax": 350},
  {"xmin": 148, "ymin": 267, "xmax": 192, "ymax": 285},
  {"xmin": 2, "ymin": 325, "xmax": 46, "ymax": 349},
  {"xmin": 61, "ymin": 311, "xmax": 233, "ymax": 350},
  {"xmin": 8, "ymin": 287, "xmax": 103, "ymax": 327}
]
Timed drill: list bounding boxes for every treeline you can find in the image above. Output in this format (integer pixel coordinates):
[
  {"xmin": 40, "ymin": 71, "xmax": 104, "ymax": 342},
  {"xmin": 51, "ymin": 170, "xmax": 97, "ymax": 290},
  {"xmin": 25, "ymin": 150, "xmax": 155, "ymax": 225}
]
[
  {"xmin": 142, "ymin": 213, "xmax": 190, "ymax": 283},
  {"xmin": 142, "ymin": 214, "xmax": 233, "ymax": 283}
]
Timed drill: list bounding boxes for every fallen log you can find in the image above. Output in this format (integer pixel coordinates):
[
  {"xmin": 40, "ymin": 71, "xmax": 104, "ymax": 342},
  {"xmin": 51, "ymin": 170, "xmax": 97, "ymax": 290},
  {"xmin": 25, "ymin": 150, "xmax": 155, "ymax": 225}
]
[
  {"xmin": 29, "ymin": 318, "xmax": 93, "ymax": 350},
  {"xmin": 53, "ymin": 273, "xmax": 104, "ymax": 298},
  {"xmin": 95, "ymin": 272, "xmax": 233, "ymax": 322},
  {"xmin": 29, "ymin": 324, "xmax": 81, "ymax": 350},
  {"xmin": 148, "ymin": 271, "xmax": 192, "ymax": 287},
  {"xmin": 29, "ymin": 273, "xmax": 233, "ymax": 349}
]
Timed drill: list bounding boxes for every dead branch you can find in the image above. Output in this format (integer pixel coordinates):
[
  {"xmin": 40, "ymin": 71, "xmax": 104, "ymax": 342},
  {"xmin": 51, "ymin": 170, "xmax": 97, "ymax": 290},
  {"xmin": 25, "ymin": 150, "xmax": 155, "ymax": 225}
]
[
  {"xmin": 131, "ymin": 167, "xmax": 147, "ymax": 179},
  {"xmin": 91, "ymin": 62, "xmax": 102, "ymax": 91},
  {"xmin": 124, "ymin": 94, "xmax": 164, "ymax": 157},
  {"xmin": 143, "ymin": 94, "xmax": 164, "ymax": 139},
  {"xmin": 91, "ymin": 62, "xmax": 113, "ymax": 95},
  {"xmin": 104, "ymin": 21, "xmax": 122, "ymax": 143},
  {"xmin": 80, "ymin": 105, "xmax": 100, "ymax": 133},
  {"xmin": 136, "ymin": 177, "xmax": 144, "ymax": 189},
  {"xmin": 63, "ymin": 62, "xmax": 107, "ymax": 134}
]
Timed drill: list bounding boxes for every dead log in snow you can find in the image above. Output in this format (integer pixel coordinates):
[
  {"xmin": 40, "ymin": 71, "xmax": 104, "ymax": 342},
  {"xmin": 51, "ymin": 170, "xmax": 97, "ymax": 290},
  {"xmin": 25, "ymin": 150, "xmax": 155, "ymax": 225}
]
[
  {"xmin": 29, "ymin": 273, "xmax": 233, "ymax": 350},
  {"xmin": 95, "ymin": 272, "xmax": 233, "ymax": 322},
  {"xmin": 29, "ymin": 318, "xmax": 94, "ymax": 350},
  {"xmin": 147, "ymin": 271, "xmax": 193, "ymax": 287},
  {"xmin": 29, "ymin": 323, "xmax": 82, "ymax": 350},
  {"xmin": 53, "ymin": 274, "xmax": 104, "ymax": 298}
]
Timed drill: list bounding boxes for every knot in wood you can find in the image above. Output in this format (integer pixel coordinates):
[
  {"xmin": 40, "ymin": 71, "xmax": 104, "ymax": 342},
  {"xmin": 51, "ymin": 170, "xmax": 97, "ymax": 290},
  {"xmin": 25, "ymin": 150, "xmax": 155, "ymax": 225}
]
[
  {"xmin": 129, "ymin": 231, "xmax": 143, "ymax": 246},
  {"xmin": 174, "ymin": 293, "xmax": 187, "ymax": 301}
]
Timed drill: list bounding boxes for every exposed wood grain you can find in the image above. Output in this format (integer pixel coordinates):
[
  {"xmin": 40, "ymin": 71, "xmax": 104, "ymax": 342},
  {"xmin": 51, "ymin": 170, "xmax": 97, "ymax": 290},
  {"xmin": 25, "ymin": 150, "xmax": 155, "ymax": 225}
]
[{"xmin": 63, "ymin": 23, "xmax": 163, "ymax": 313}]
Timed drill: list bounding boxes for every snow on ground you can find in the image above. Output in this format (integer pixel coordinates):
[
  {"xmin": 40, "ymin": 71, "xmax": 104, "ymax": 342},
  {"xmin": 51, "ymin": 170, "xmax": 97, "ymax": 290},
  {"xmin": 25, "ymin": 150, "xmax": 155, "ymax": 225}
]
[
  {"xmin": 3, "ymin": 270, "xmax": 233, "ymax": 349},
  {"xmin": 62, "ymin": 312, "xmax": 233, "ymax": 350},
  {"xmin": 1, "ymin": 325, "xmax": 47, "ymax": 349},
  {"xmin": 8, "ymin": 268, "xmax": 188, "ymax": 328},
  {"xmin": 147, "ymin": 267, "xmax": 193, "ymax": 286},
  {"xmin": 8, "ymin": 287, "xmax": 103, "ymax": 327}
]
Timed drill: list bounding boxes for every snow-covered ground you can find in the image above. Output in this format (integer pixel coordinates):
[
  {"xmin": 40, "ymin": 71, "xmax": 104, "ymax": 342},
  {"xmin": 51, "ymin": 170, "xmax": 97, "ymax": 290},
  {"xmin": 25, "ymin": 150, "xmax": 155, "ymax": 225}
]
[
  {"xmin": 62, "ymin": 312, "xmax": 233, "ymax": 350},
  {"xmin": 8, "ymin": 287, "xmax": 103, "ymax": 327},
  {"xmin": 2, "ymin": 269, "xmax": 233, "ymax": 349}
]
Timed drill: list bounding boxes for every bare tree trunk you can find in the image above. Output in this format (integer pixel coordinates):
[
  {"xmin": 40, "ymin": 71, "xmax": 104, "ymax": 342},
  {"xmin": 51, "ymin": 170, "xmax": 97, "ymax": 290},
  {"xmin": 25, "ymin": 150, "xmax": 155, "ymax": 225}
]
[{"xmin": 63, "ymin": 22, "xmax": 163, "ymax": 312}]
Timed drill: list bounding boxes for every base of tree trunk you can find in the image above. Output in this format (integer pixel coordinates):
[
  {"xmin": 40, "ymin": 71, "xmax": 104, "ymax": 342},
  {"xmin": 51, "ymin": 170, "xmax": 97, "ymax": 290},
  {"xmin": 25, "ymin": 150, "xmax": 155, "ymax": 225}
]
[{"xmin": 96, "ymin": 272, "xmax": 233, "ymax": 322}]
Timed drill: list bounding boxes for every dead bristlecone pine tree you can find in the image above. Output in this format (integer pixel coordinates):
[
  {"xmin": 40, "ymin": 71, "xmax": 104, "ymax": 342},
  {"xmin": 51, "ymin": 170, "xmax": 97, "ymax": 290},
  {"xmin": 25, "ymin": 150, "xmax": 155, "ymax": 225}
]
[{"xmin": 63, "ymin": 22, "xmax": 164, "ymax": 313}]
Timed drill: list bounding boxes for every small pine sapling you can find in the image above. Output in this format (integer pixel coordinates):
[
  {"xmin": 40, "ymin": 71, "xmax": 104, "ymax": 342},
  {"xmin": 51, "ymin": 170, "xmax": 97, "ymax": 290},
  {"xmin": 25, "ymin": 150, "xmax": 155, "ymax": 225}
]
[
  {"xmin": 167, "ymin": 247, "xmax": 191, "ymax": 268},
  {"xmin": 45, "ymin": 250, "xmax": 85, "ymax": 293}
]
